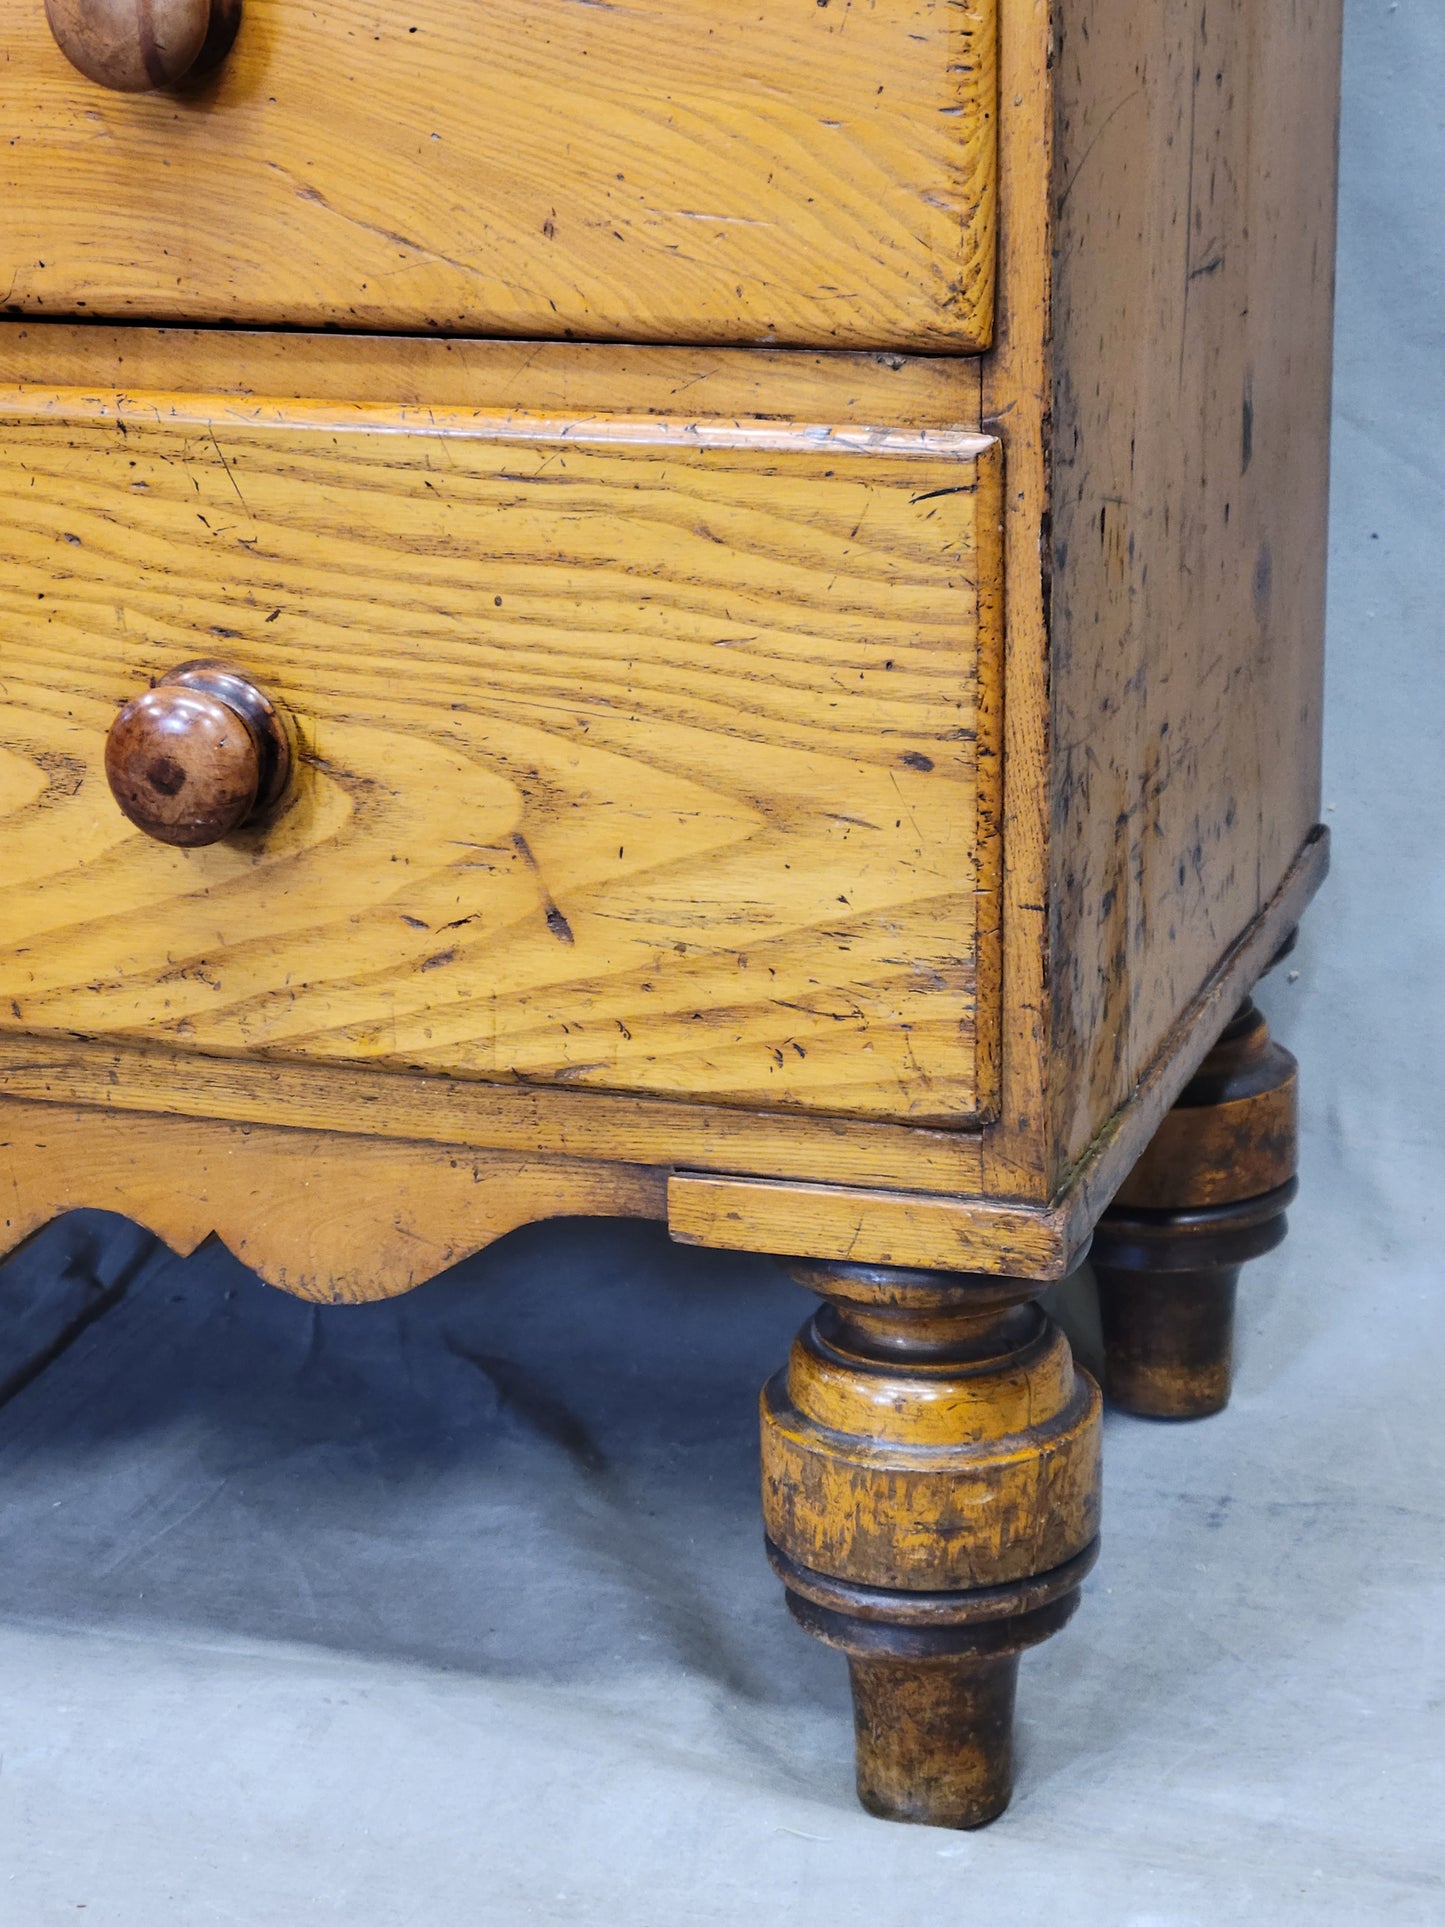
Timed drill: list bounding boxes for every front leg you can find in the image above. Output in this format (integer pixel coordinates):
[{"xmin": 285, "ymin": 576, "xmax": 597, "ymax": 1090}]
[{"xmin": 761, "ymin": 1259, "xmax": 1102, "ymax": 1829}]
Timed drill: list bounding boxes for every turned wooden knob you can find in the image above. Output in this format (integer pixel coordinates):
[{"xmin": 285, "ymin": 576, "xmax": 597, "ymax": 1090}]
[
  {"xmin": 105, "ymin": 661, "xmax": 292, "ymax": 847},
  {"xmin": 44, "ymin": 0, "xmax": 233, "ymax": 91}
]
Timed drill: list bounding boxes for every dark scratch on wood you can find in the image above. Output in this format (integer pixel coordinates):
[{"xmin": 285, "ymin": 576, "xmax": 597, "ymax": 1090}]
[{"xmin": 512, "ymin": 832, "xmax": 576, "ymax": 945}]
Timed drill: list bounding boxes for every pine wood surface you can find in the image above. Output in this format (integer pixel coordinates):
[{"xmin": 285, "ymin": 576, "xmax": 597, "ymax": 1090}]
[
  {"xmin": 670, "ymin": 1171, "xmax": 1079, "ymax": 1280},
  {"xmin": 1112, "ymin": 1001, "xmax": 1298, "ymax": 1213},
  {"xmin": 0, "ymin": 832, "xmax": 1310, "ymax": 1297},
  {"xmin": 0, "ymin": 0, "xmax": 1339, "ymax": 1254},
  {"xmin": 1093, "ymin": 998, "xmax": 1301, "ymax": 1418},
  {"xmin": 0, "ymin": 799, "xmax": 1323, "ymax": 1265},
  {"xmin": 0, "ymin": 1027, "xmax": 990, "ymax": 1195},
  {"xmin": 1046, "ymin": 0, "xmax": 1343, "ymax": 1176},
  {"xmin": 973, "ymin": 0, "xmax": 1053, "ymax": 1201},
  {"xmin": 2, "ymin": 0, "xmax": 997, "ymax": 351},
  {"xmin": 0, "ymin": 325, "xmax": 987, "ymax": 431},
  {"xmin": 1054, "ymin": 827, "xmax": 1324, "ymax": 1232},
  {"xmin": 668, "ymin": 823, "xmax": 1324, "ymax": 1273},
  {"xmin": 0, "ymin": 0, "xmax": 1343, "ymax": 1842},
  {"xmin": 762, "ymin": 1259, "xmax": 1101, "ymax": 1826},
  {"xmin": 0, "ymin": 1095, "xmax": 663, "ymax": 1301},
  {"xmin": 0, "ymin": 389, "xmax": 1002, "ymax": 1127}
]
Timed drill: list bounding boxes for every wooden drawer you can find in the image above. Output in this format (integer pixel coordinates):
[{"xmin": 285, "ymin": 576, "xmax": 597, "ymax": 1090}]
[
  {"xmin": 0, "ymin": 387, "xmax": 1002, "ymax": 1127},
  {"xmin": 1, "ymin": 0, "xmax": 997, "ymax": 352}
]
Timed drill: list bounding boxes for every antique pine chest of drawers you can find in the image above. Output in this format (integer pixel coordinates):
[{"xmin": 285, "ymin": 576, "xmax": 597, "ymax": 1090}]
[{"xmin": 0, "ymin": 0, "xmax": 1342, "ymax": 1827}]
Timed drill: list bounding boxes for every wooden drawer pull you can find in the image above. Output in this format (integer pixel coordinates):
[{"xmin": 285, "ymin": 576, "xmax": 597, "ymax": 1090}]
[
  {"xmin": 44, "ymin": 0, "xmax": 238, "ymax": 92},
  {"xmin": 105, "ymin": 661, "xmax": 291, "ymax": 847}
]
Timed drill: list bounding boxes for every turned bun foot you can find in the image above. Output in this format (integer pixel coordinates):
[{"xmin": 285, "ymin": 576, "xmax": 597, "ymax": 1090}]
[
  {"xmin": 1091, "ymin": 1184, "xmax": 1295, "ymax": 1418},
  {"xmin": 774, "ymin": 1547, "xmax": 1094, "ymax": 1828},
  {"xmin": 1092, "ymin": 998, "xmax": 1298, "ymax": 1419},
  {"xmin": 761, "ymin": 1260, "xmax": 1102, "ymax": 1828},
  {"xmin": 847, "ymin": 1646, "xmax": 1020, "ymax": 1829}
]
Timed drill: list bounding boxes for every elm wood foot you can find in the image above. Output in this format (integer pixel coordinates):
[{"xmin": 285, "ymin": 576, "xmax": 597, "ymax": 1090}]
[
  {"xmin": 1090, "ymin": 998, "xmax": 1299, "ymax": 1419},
  {"xmin": 761, "ymin": 1260, "xmax": 1102, "ymax": 1829}
]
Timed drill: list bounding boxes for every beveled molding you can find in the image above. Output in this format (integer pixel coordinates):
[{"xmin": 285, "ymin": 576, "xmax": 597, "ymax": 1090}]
[
  {"xmin": 0, "ymin": 323, "xmax": 987, "ymax": 433},
  {"xmin": 0, "ymin": 828, "xmax": 1326, "ymax": 1295}
]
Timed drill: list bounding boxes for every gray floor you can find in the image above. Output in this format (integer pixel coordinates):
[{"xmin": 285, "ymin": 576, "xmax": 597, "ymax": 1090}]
[{"xmin": 3, "ymin": 3, "xmax": 1443, "ymax": 1920}]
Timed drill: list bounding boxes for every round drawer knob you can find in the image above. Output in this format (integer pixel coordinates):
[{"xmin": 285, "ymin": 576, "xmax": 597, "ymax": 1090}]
[
  {"xmin": 44, "ymin": 0, "xmax": 238, "ymax": 93},
  {"xmin": 105, "ymin": 661, "xmax": 292, "ymax": 848}
]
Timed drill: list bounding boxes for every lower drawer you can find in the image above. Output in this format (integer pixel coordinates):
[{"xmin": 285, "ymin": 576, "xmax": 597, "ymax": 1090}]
[{"xmin": 0, "ymin": 387, "xmax": 1001, "ymax": 1127}]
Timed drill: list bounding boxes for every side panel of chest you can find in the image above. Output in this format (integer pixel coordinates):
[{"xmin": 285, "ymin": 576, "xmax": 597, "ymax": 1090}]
[{"xmin": 1047, "ymin": 0, "xmax": 1341, "ymax": 1178}]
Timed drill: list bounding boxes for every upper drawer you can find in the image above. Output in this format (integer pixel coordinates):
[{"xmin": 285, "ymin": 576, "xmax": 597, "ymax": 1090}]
[
  {"xmin": 0, "ymin": 384, "xmax": 1002, "ymax": 1127},
  {"xmin": 1, "ymin": 0, "xmax": 997, "ymax": 351}
]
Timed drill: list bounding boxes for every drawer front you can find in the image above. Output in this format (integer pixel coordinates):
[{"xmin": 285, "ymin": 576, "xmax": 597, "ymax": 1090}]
[
  {"xmin": 0, "ymin": 390, "xmax": 1001, "ymax": 1127},
  {"xmin": 1, "ymin": 0, "xmax": 996, "ymax": 352}
]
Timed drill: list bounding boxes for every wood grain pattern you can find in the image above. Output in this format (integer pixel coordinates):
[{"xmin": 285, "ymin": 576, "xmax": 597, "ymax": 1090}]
[
  {"xmin": 0, "ymin": 859, "xmax": 1315, "ymax": 1309},
  {"xmin": 1093, "ymin": 998, "xmax": 1301, "ymax": 1418},
  {"xmin": 0, "ymin": 0, "xmax": 1339, "ymax": 1247},
  {"xmin": 1, "ymin": 0, "xmax": 996, "ymax": 350},
  {"xmin": 0, "ymin": 1029, "xmax": 988, "ymax": 1195},
  {"xmin": 0, "ymin": 1096, "xmax": 663, "ymax": 1301},
  {"xmin": 0, "ymin": 0, "xmax": 1344, "ymax": 1838},
  {"xmin": 0, "ymin": 813, "xmax": 1323, "ymax": 1249},
  {"xmin": 1047, "ymin": 0, "xmax": 1343, "ymax": 1175},
  {"xmin": 1054, "ymin": 827, "xmax": 1326, "ymax": 1230},
  {"xmin": 667, "ymin": 829, "xmax": 1326, "ymax": 1275},
  {"xmin": 0, "ymin": 390, "xmax": 1003, "ymax": 1126},
  {"xmin": 0, "ymin": 323, "xmax": 987, "ymax": 434},
  {"xmin": 973, "ymin": 0, "xmax": 1054, "ymax": 1202},
  {"xmin": 761, "ymin": 1259, "xmax": 1101, "ymax": 1826},
  {"xmin": 668, "ymin": 1173, "xmax": 1080, "ymax": 1280}
]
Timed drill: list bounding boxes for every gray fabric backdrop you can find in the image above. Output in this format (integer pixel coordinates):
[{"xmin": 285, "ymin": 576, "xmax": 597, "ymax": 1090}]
[{"xmin": 1, "ymin": 2, "xmax": 1441, "ymax": 1919}]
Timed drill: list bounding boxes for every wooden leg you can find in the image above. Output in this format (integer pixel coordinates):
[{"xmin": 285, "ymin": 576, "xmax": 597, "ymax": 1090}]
[
  {"xmin": 1090, "ymin": 997, "xmax": 1298, "ymax": 1418},
  {"xmin": 761, "ymin": 1260, "xmax": 1102, "ymax": 1828}
]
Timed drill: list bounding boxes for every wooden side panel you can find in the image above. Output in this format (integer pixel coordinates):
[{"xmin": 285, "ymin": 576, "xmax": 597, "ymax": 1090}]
[
  {"xmin": 0, "ymin": 0, "xmax": 996, "ymax": 351},
  {"xmin": 1048, "ymin": 0, "xmax": 1341, "ymax": 1175},
  {"xmin": 0, "ymin": 392, "xmax": 1002, "ymax": 1127}
]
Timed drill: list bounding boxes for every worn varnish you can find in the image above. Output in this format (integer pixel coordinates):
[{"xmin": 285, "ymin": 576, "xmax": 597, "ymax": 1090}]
[
  {"xmin": 0, "ymin": 1095, "xmax": 662, "ymax": 1301},
  {"xmin": 669, "ymin": 1172, "xmax": 1083, "ymax": 1282},
  {"xmin": 0, "ymin": 800, "xmax": 1326, "ymax": 1257},
  {"xmin": 972, "ymin": 0, "xmax": 1054, "ymax": 1204},
  {"xmin": 0, "ymin": 324, "xmax": 988, "ymax": 432},
  {"xmin": 0, "ymin": 391, "xmax": 1002, "ymax": 1126},
  {"xmin": 1, "ymin": 0, "xmax": 997, "ymax": 350},
  {"xmin": 762, "ymin": 1258, "xmax": 1101, "ymax": 1825},
  {"xmin": 0, "ymin": 0, "xmax": 1343, "ymax": 1839},
  {"xmin": 1092, "ymin": 998, "xmax": 1301, "ymax": 1418},
  {"xmin": 103, "ymin": 658, "xmax": 295, "ymax": 846},
  {"xmin": 42, "ymin": 0, "xmax": 217, "ymax": 92},
  {"xmin": 1047, "ymin": 0, "xmax": 1343, "ymax": 1178},
  {"xmin": 0, "ymin": 0, "xmax": 1340, "ymax": 1223}
]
